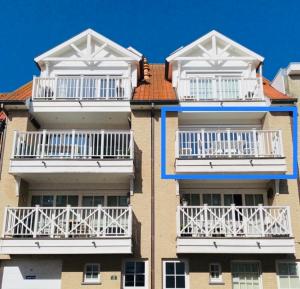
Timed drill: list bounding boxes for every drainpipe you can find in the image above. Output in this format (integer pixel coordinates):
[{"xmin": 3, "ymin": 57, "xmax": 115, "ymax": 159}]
[{"xmin": 150, "ymin": 102, "xmax": 155, "ymax": 289}]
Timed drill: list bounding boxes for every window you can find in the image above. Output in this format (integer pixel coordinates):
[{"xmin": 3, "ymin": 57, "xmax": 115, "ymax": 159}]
[
  {"xmin": 209, "ymin": 263, "xmax": 223, "ymax": 284},
  {"xmin": 124, "ymin": 261, "xmax": 147, "ymax": 288},
  {"xmin": 181, "ymin": 194, "xmax": 200, "ymax": 206},
  {"xmin": 163, "ymin": 261, "xmax": 188, "ymax": 289},
  {"xmin": 245, "ymin": 194, "xmax": 264, "ymax": 206},
  {"xmin": 277, "ymin": 262, "xmax": 300, "ymax": 289},
  {"xmin": 108, "ymin": 196, "xmax": 128, "ymax": 207},
  {"xmin": 56, "ymin": 195, "xmax": 78, "ymax": 207},
  {"xmin": 82, "ymin": 196, "xmax": 104, "ymax": 207},
  {"xmin": 31, "ymin": 195, "xmax": 54, "ymax": 207},
  {"xmin": 203, "ymin": 194, "xmax": 221, "ymax": 206},
  {"xmin": 232, "ymin": 262, "xmax": 261, "ymax": 289},
  {"xmin": 83, "ymin": 263, "xmax": 100, "ymax": 284}
]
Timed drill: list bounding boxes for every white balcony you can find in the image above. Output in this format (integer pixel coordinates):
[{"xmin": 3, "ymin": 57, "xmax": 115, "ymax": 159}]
[
  {"xmin": 30, "ymin": 76, "xmax": 132, "ymax": 126},
  {"xmin": 10, "ymin": 130, "xmax": 134, "ymax": 182},
  {"xmin": 175, "ymin": 129, "xmax": 287, "ymax": 174},
  {"xmin": 177, "ymin": 205, "xmax": 294, "ymax": 254},
  {"xmin": 1, "ymin": 206, "xmax": 132, "ymax": 254},
  {"xmin": 177, "ymin": 76, "xmax": 265, "ymax": 106}
]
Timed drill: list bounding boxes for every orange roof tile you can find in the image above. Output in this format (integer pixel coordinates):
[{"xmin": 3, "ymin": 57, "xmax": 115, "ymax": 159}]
[
  {"xmin": 262, "ymin": 77, "xmax": 293, "ymax": 101},
  {"xmin": 1, "ymin": 81, "xmax": 32, "ymax": 101},
  {"xmin": 133, "ymin": 64, "xmax": 176, "ymax": 101}
]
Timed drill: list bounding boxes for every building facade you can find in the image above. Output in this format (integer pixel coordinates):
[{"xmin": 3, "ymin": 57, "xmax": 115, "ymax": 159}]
[{"xmin": 0, "ymin": 29, "xmax": 299, "ymax": 289}]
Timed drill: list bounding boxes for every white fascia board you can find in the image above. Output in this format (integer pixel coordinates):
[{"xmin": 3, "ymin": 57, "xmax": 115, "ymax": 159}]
[
  {"xmin": 34, "ymin": 28, "xmax": 141, "ymax": 64},
  {"xmin": 166, "ymin": 30, "xmax": 264, "ymax": 63}
]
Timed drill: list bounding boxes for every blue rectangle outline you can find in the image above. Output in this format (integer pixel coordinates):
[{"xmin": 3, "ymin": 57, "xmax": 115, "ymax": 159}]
[{"xmin": 161, "ymin": 106, "xmax": 298, "ymax": 180}]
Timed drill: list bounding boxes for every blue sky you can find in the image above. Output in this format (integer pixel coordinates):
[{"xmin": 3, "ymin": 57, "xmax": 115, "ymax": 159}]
[{"xmin": 0, "ymin": 0, "xmax": 299, "ymax": 91}]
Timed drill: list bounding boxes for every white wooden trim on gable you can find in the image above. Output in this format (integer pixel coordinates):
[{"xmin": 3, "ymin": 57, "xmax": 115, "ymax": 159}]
[
  {"xmin": 166, "ymin": 30, "xmax": 264, "ymax": 63},
  {"xmin": 34, "ymin": 28, "xmax": 141, "ymax": 65}
]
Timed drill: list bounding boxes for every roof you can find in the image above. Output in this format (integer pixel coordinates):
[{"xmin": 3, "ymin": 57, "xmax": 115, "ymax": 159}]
[
  {"xmin": 0, "ymin": 81, "xmax": 32, "ymax": 101},
  {"xmin": 262, "ymin": 77, "xmax": 293, "ymax": 100},
  {"xmin": 166, "ymin": 30, "xmax": 264, "ymax": 63},
  {"xmin": 133, "ymin": 64, "xmax": 176, "ymax": 102}
]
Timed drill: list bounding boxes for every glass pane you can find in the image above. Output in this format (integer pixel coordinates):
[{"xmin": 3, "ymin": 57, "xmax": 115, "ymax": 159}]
[
  {"xmin": 125, "ymin": 262, "xmax": 135, "ymax": 274},
  {"xmin": 245, "ymin": 195, "xmax": 254, "ymax": 206},
  {"xmin": 135, "ymin": 274, "xmax": 145, "ymax": 286},
  {"xmin": 176, "ymin": 276, "xmax": 185, "ymax": 288},
  {"xmin": 42, "ymin": 195, "xmax": 54, "ymax": 207},
  {"xmin": 67, "ymin": 195, "xmax": 79, "ymax": 206},
  {"xmin": 166, "ymin": 276, "xmax": 175, "ymax": 288},
  {"xmin": 166, "ymin": 262, "xmax": 175, "ymax": 274},
  {"xmin": 125, "ymin": 275, "xmax": 134, "ymax": 286},
  {"xmin": 94, "ymin": 196, "xmax": 104, "ymax": 206},
  {"xmin": 224, "ymin": 194, "xmax": 234, "ymax": 206},
  {"xmin": 278, "ymin": 263, "xmax": 289, "ymax": 275},
  {"xmin": 191, "ymin": 194, "xmax": 200, "ymax": 206},
  {"xmin": 176, "ymin": 262, "xmax": 185, "ymax": 275},
  {"xmin": 203, "ymin": 194, "xmax": 211, "ymax": 205},
  {"xmin": 107, "ymin": 196, "xmax": 118, "ymax": 206},
  {"xmin": 254, "ymin": 194, "xmax": 264, "ymax": 205},
  {"xmin": 56, "ymin": 196, "xmax": 67, "ymax": 207},
  {"xmin": 119, "ymin": 196, "xmax": 128, "ymax": 207},
  {"xmin": 31, "ymin": 196, "xmax": 42, "ymax": 206},
  {"xmin": 82, "ymin": 196, "xmax": 93, "ymax": 207},
  {"xmin": 212, "ymin": 194, "xmax": 221, "ymax": 206},
  {"xmin": 135, "ymin": 262, "xmax": 145, "ymax": 273}
]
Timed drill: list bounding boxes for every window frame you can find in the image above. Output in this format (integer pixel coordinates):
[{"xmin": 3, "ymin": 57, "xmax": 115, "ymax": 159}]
[
  {"xmin": 231, "ymin": 260, "xmax": 262, "ymax": 289},
  {"xmin": 123, "ymin": 259, "xmax": 148, "ymax": 289},
  {"xmin": 83, "ymin": 263, "xmax": 101, "ymax": 284},
  {"xmin": 209, "ymin": 263, "xmax": 223, "ymax": 284},
  {"xmin": 276, "ymin": 260, "xmax": 300, "ymax": 289},
  {"xmin": 163, "ymin": 260, "xmax": 189, "ymax": 289}
]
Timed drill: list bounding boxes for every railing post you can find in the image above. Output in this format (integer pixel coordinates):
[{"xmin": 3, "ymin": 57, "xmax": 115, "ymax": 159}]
[
  {"xmin": 97, "ymin": 205, "xmax": 101, "ymax": 237},
  {"xmin": 176, "ymin": 206, "xmax": 181, "ymax": 237},
  {"xmin": 130, "ymin": 131, "xmax": 134, "ymax": 159},
  {"xmin": 53, "ymin": 77, "xmax": 57, "ymax": 100},
  {"xmin": 50, "ymin": 209, "xmax": 55, "ymax": 238},
  {"xmin": 175, "ymin": 131, "xmax": 179, "ymax": 159},
  {"xmin": 71, "ymin": 130, "xmax": 75, "ymax": 159},
  {"xmin": 204, "ymin": 204, "xmax": 209, "ymax": 237},
  {"xmin": 2, "ymin": 207, "xmax": 8, "ymax": 238},
  {"xmin": 252, "ymin": 129, "xmax": 258, "ymax": 157},
  {"xmin": 41, "ymin": 130, "xmax": 46, "ymax": 158},
  {"xmin": 80, "ymin": 76, "xmax": 84, "ymax": 100},
  {"xmin": 286, "ymin": 206, "xmax": 293, "ymax": 237},
  {"xmin": 32, "ymin": 76, "xmax": 37, "ymax": 100},
  {"xmin": 11, "ymin": 131, "xmax": 17, "ymax": 159},
  {"xmin": 231, "ymin": 204, "xmax": 236, "ymax": 237},
  {"xmin": 65, "ymin": 205, "xmax": 71, "ymax": 238},
  {"xmin": 201, "ymin": 129, "xmax": 205, "ymax": 158},
  {"xmin": 259, "ymin": 204, "xmax": 265, "ymax": 237},
  {"xmin": 100, "ymin": 130, "xmax": 105, "ymax": 159},
  {"xmin": 128, "ymin": 206, "xmax": 132, "ymax": 237},
  {"xmin": 278, "ymin": 130, "xmax": 284, "ymax": 157},
  {"xmin": 227, "ymin": 129, "xmax": 232, "ymax": 158},
  {"xmin": 33, "ymin": 205, "xmax": 40, "ymax": 238}
]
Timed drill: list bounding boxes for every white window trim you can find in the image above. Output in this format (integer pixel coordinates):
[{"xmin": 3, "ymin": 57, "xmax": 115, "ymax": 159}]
[
  {"xmin": 276, "ymin": 260, "xmax": 300, "ymax": 289},
  {"xmin": 83, "ymin": 263, "xmax": 101, "ymax": 284},
  {"xmin": 231, "ymin": 260, "xmax": 262, "ymax": 289},
  {"xmin": 209, "ymin": 263, "xmax": 223, "ymax": 284},
  {"xmin": 123, "ymin": 259, "xmax": 148, "ymax": 289},
  {"xmin": 163, "ymin": 259, "xmax": 189, "ymax": 289}
]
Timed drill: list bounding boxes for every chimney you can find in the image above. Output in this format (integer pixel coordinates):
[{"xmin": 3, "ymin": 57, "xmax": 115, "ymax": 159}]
[{"xmin": 143, "ymin": 57, "xmax": 150, "ymax": 83}]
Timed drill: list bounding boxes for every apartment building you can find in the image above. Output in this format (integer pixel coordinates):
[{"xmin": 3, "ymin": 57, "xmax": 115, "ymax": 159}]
[{"xmin": 0, "ymin": 29, "xmax": 298, "ymax": 289}]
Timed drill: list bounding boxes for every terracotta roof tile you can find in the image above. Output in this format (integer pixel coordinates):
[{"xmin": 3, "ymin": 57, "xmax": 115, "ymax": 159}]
[
  {"xmin": 0, "ymin": 81, "xmax": 32, "ymax": 101},
  {"xmin": 133, "ymin": 64, "xmax": 176, "ymax": 101},
  {"xmin": 262, "ymin": 77, "xmax": 293, "ymax": 100}
]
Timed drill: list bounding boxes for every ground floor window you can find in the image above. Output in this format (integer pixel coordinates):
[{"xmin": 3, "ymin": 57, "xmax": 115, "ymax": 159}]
[
  {"xmin": 209, "ymin": 263, "xmax": 223, "ymax": 284},
  {"xmin": 163, "ymin": 260, "xmax": 188, "ymax": 289},
  {"xmin": 124, "ymin": 260, "xmax": 147, "ymax": 289},
  {"xmin": 83, "ymin": 263, "xmax": 100, "ymax": 284},
  {"xmin": 232, "ymin": 261, "xmax": 261, "ymax": 289},
  {"xmin": 277, "ymin": 261, "xmax": 300, "ymax": 289}
]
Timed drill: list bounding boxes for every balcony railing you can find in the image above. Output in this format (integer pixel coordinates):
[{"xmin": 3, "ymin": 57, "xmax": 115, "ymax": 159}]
[
  {"xmin": 178, "ymin": 76, "xmax": 264, "ymax": 101},
  {"xmin": 176, "ymin": 129, "xmax": 283, "ymax": 158},
  {"xmin": 32, "ymin": 76, "xmax": 132, "ymax": 101},
  {"xmin": 12, "ymin": 130, "xmax": 133, "ymax": 159},
  {"xmin": 3, "ymin": 206, "xmax": 132, "ymax": 238},
  {"xmin": 177, "ymin": 205, "xmax": 292, "ymax": 238}
]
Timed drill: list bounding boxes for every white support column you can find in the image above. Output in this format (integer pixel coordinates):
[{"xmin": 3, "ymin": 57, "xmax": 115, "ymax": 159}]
[
  {"xmin": 15, "ymin": 176, "xmax": 21, "ymax": 197},
  {"xmin": 130, "ymin": 176, "xmax": 134, "ymax": 196},
  {"xmin": 275, "ymin": 179, "xmax": 280, "ymax": 195}
]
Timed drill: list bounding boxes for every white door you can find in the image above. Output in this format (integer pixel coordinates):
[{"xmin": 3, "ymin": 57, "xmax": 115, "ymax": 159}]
[{"xmin": 1, "ymin": 259, "xmax": 62, "ymax": 289}]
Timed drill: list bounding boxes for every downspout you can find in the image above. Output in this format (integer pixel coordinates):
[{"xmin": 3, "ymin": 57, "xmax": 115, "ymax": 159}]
[{"xmin": 150, "ymin": 102, "xmax": 155, "ymax": 289}]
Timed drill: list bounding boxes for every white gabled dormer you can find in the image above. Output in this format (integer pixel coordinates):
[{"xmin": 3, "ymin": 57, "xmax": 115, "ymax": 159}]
[
  {"xmin": 30, "ymin": 29, "xmax": 142, "ymax": 128},
  {"xmin": 166, "ymin": 30, "xmax": 266, "ymax": 104}
]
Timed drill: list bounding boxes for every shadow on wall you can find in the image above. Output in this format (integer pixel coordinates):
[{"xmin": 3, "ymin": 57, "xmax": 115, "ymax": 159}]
[{"xmin": 133, "ymin": 141, "xmax": 143, "ymax": 194}]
